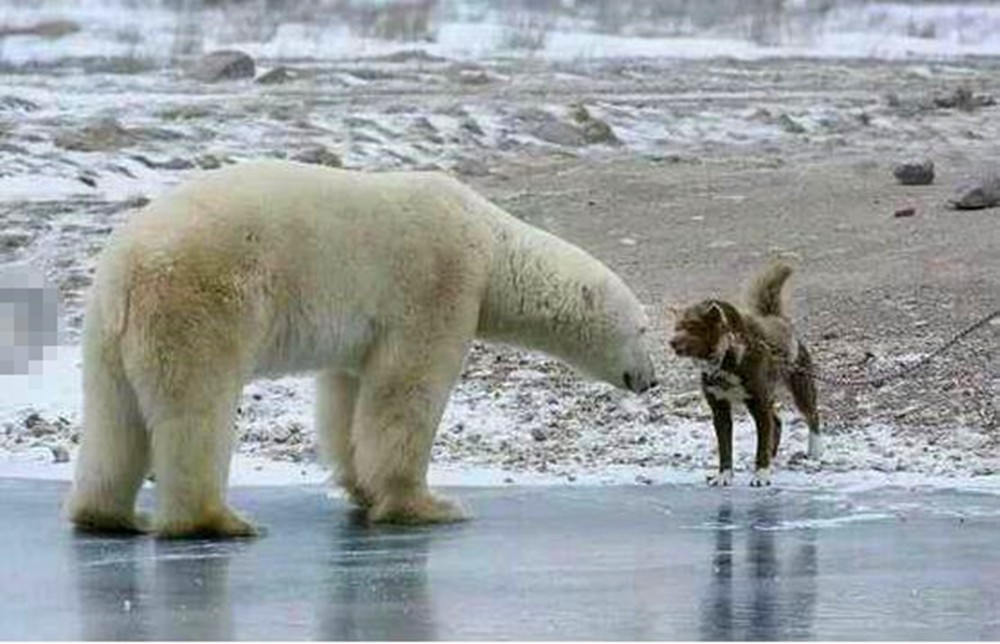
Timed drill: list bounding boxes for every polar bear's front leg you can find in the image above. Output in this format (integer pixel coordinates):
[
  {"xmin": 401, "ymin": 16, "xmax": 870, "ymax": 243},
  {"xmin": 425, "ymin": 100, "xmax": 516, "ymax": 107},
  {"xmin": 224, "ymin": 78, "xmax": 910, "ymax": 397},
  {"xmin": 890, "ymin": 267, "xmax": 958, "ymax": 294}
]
[
  {"xmin": 351, "ymin": 340, "xmax": 468, "ymax": 525},
  {"xmin": 315, "ymin": 371, "xmax": 370, "ymax": 508}
]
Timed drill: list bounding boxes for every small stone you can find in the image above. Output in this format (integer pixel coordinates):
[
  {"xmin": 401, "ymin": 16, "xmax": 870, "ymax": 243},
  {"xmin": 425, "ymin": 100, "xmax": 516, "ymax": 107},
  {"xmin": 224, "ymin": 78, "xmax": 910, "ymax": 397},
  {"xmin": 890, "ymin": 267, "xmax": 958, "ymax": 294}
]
[
  {"xmin": 0, "ymin": 95, "xmax": 40, "ymax": 112},
  {"xmin": 778, "ymin": 114, "xmax": 806, "ymax": 134},
  {"xmin": 0, "ymin": 19, "xmax": 80, "ymax": 39},
  {"xmin": 452, "ymin": 157, "xmax": 489, "ymax": 176},
  {"xmin": 0, "ymin": 229, "xmax": 33, "ymax": 250},
  {"xmin": 189, "ymin": 50, "xmax": 255, "ymax": 83},
  {"xmin": 893, "ymin": 207, "xmax": 916, "ymax": 218},
  {"xmin": 196, "ymin": 154, "xmax": 224, "ymax": 170},
  {"xmin": 635, "ymin": 474, "xmax": 654, "ymax": 485},
  {"xmin": 124, "ymin": 194, "xmax": 151, "ymax": 209},
  {"xmin": 256, "ymin": 66, "xmax": 299, "ymax": 85},
  {"xmin": 456, "ymin": 69, "xmax": 494, "ymax": 85},
  {"xmin": 893, "ymin": 160, "xmax": 934, "ymax": 186},
  {"xmin": 50, "ymin": 444, "xmax": 70, "ymax": 463},
  {"xmin": 291, "ymin": 146, "xmax": 342, "ymax": 168},
  {"xmin": 951, "ymin": 171, "xmax": 1000, "ymax": 210},
  {"xmin": 54, "ymin": 117, "xmax": 136, "ymax": 152},
  {"xmin": 531, "ymin": 428, "xmax": 547, "ymax": 442},
  {"xmin": 933, "ymin": 86, "xmax": 995, "ymax": 111},
  {"xmin": 130, "ymin": 154, "xmax": 194, "ymax": 171}
]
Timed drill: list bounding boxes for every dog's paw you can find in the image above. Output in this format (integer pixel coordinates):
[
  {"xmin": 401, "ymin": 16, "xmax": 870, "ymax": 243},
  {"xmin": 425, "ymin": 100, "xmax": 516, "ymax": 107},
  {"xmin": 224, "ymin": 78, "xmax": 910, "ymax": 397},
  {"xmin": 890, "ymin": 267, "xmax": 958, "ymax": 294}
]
[
  {"xmin": 808, "ymin": 433, "xmax": 825, "ymax": 460},
  {"xmin": 749, "ymin": 467, "xmax": 772, "ymax": 487},
  {"xmin": 707, "ymin": 470, "xmax": 734, "ymax": 487}
]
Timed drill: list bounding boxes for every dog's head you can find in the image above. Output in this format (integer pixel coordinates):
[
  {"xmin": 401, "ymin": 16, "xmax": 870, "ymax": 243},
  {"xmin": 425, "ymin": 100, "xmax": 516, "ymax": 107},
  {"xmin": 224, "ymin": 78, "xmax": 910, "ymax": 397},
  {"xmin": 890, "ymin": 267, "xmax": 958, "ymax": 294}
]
[{"xmin": 668, "ymin": 299, "xmax": 733, "ymax": 360}]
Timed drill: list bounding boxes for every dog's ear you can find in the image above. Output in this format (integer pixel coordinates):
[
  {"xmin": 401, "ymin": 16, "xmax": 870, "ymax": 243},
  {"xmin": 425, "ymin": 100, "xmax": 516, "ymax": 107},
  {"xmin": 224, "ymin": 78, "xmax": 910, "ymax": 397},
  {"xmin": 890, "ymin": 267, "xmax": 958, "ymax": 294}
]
[{"xmin": 705, "ymin": 301, "xmax": 729, "ymax": 327}]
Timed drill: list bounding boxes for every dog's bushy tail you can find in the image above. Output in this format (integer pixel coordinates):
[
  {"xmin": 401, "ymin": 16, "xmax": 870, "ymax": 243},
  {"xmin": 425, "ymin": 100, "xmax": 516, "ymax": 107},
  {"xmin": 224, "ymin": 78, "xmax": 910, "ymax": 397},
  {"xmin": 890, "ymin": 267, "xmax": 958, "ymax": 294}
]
[{"xmin": 745, "ymin": 261, "xmax": 793, "ymax": 317}]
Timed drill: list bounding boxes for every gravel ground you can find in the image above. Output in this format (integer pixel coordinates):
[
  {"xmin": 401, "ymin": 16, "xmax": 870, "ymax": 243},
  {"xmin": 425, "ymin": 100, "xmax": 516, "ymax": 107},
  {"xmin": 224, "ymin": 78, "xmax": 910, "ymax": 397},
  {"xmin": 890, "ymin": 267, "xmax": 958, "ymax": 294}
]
[{"xmin": 1, "ymin": 2, "xmax": 998, "ymax": 483}]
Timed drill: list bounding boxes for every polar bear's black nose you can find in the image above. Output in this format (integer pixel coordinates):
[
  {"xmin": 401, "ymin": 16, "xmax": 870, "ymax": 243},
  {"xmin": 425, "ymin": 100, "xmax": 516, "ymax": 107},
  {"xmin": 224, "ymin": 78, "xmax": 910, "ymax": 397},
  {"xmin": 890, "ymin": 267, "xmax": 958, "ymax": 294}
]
[{"xmin": 624, "ymin": 371, "xmax": 656, "ymax": 394}]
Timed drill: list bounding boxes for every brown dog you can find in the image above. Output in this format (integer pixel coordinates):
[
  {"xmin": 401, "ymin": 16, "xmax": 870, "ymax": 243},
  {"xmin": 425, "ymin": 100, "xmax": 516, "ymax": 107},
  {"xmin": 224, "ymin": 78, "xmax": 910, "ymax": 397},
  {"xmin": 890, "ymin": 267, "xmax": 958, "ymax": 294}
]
[{"xmin": 668, "ymin": 262, "xmax": 822, "ymax": 486}]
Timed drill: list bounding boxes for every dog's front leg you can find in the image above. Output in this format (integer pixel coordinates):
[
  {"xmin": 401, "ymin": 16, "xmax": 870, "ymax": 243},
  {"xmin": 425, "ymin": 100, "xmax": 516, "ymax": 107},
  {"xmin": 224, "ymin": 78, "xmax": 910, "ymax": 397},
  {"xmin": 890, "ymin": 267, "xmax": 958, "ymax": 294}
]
[
  {"xmin": 747, "ymin": 395, "xmax": 775, "ymax": 487},
  {"xmin": 704, "ymin": 386, "xmax": 734, "ymax": 486}
]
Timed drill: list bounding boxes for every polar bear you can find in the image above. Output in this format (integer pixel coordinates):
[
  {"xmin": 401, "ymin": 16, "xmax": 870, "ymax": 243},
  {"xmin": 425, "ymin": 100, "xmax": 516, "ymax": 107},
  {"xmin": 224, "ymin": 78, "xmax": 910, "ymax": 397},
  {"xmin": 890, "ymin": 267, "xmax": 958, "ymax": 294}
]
[{"xmin": 66, "ymin": 160, "xmax": 656, "ymax": 537}]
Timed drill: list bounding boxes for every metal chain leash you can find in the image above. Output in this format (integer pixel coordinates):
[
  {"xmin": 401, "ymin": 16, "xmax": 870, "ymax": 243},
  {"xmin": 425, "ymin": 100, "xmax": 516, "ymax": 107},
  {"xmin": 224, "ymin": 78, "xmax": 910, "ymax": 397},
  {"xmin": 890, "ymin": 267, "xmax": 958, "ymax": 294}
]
[{"xmin": 786, "ymin": 307, "xmax": 1000, "ymax": 389}]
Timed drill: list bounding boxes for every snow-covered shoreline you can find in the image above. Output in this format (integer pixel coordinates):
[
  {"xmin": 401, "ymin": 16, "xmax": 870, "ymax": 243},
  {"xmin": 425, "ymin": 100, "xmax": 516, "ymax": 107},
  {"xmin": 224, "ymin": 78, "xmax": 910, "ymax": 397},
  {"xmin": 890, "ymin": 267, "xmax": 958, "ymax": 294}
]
[{"xmin": 3, "ymin": 343, "xmax": 997, "ymax": 492}]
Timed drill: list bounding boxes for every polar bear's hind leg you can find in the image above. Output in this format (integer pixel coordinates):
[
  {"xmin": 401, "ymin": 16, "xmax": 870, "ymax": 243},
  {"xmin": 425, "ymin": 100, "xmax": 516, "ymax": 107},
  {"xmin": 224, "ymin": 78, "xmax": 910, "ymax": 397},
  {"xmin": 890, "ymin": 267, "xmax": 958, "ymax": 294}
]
[
  {"xmin": 67, "ymin": 328, "xmax": 151, "ymax": 534},
  {"xmin": 139, "ymin": 381, "xmax": 257, "ymax": 538}
]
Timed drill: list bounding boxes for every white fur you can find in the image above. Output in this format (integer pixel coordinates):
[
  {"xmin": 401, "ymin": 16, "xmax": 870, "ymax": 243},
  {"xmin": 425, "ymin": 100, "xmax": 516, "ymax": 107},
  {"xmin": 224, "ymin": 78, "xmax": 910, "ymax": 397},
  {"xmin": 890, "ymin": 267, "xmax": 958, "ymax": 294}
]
[
  {"xmin": 750, "ymin": 467, "xmax": 772, "ymax": 487},
  {"xmin": 808, "ymin": 432, "xmax": 824, "ymax": 460},
  {"xmin": 66, "ymin": 161, "xmax": 655, "ymax": 535},
  {"xmin": 707, "ymin": 469, "xmax": 734, "ymax": 487}
]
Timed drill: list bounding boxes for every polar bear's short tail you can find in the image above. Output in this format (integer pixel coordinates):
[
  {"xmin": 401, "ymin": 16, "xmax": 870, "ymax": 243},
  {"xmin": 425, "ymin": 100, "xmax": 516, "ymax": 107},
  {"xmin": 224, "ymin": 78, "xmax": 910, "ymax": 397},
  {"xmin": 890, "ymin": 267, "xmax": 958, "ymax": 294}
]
[{"xmin": 66, "ymin": 269, "xmax": 150, "ymax": 533}]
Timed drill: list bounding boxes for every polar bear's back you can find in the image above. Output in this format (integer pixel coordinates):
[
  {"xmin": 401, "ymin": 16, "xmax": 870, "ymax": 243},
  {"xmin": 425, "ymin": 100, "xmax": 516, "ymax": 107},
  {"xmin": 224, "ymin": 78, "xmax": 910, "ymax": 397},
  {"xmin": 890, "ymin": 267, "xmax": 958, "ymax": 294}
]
[{"xmin": 92, "ymin": 161, "xmax": 505, "ymax": 375}]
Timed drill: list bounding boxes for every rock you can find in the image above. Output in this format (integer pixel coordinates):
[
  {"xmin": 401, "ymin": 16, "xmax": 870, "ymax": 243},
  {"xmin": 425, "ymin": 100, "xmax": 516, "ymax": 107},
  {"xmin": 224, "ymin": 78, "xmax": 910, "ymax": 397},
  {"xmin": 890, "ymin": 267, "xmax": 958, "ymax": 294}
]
[
  {"xmin": 374, "ymin": 49, "xmax": 447, "ymax": 64},
  {"xmin": 516, "ymin": 108, "xmax": 588, "ymax": 147},
  {"xmin": 256, "ymin": 66, "xmax": 299, "ymax": 85},
  {"xmin": 951, "ymin": 172, "xmax": 1000, "ymax": 210},
  {"xmin": 450, "ymin": 65, "xmax": 497, "ymax": 85},
  {"xmin": 124, "ymin": 194, "xmax": 151, "ymax": 209},
  {"xmin": 778, "ymin": 113, "xmax": 807, "ymax": 134},
  {"xmin": 933, "ymin": 86, "xmax": 995, "ymax": 111},
  {"xmin": 459, "ymin": 117, "xmax": 485, "ymax": 137},
  {"xmin": 569, "ymin": 103, "xmax": 619, "ymax": 145},
  {"xmin": 893, "ymin": 160, "xmax": 934, "ymax": 185},
  {"xmin": 0, "ymin": 229, "xmax": 33, "ymax": 250},
  {"xmin": 196, "ymin": 154, "xmax": 224, "ymax": 170},
  {"xmin": 893, "ymin": 207, "xmax": 916, "ymax": 218},
  {"xmin": 531, "ymin": 428, "xmax": 547, "ymax": 442},
  {"xmin": 0, "ymin": 95, "xmax": 40, "ymax": 112},
  {"xmin": 453, "ymin": 157, "xmax": 489, "ymax": 176},
  {"xmin": 130, "ymin": 154, "xmax": 195, "ymax": 171},
  {"xmin": 0, "ymin": 19, "xmax": 80, "ymax": 39},
  {"xmin": 291, "ymin": 146, "xmax": 342, "ymax": 168},
  {"xmin": 50, "ymin": 444, "xmax": 70, "ymax": 464},
  {"xmin": 189, "ymin": 50, "xmax": 255, "ymax": 83},
  {"xmin": 54, "ymin": 117, "xmax": 136, "ymax": 152}
]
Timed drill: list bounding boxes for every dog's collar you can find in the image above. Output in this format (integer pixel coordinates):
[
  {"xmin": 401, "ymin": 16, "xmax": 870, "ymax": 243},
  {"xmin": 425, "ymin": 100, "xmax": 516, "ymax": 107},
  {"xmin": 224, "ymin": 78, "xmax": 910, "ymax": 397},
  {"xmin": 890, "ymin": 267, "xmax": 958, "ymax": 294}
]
[{"xmin": 697, "ymin": 333, "xmax": 746, "ymax": 375}]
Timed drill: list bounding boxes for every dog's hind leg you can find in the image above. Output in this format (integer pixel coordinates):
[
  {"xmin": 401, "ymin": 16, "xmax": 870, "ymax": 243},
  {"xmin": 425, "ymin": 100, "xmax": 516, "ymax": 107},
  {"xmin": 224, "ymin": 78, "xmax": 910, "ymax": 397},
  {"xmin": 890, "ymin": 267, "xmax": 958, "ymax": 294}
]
[
  {"xmin": 771, "ymin": 408, "xmax": 782, "ymax": 458},
  {"xmin": 788, "ymin": 341, "xmax": 823, "ymax": 460}
]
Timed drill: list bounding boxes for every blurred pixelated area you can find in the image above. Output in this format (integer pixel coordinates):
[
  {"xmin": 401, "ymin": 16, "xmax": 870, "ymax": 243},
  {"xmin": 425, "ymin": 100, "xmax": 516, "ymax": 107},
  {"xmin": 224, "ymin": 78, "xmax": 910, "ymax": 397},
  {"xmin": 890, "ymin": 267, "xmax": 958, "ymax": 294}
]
[{"xmin": 0, "ymin": 266, "xmax": 60, "ymax": 376}]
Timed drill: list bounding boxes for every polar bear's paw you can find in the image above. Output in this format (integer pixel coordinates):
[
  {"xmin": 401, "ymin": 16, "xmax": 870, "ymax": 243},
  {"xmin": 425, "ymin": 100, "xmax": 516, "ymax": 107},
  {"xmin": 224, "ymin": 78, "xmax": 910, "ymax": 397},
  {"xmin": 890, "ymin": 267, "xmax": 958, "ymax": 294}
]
[
  {"xmin": 341, "ymin": 480, "xmax": 375, "ymax": 509},
  {"xmin": 156, "ymin": 506, "xmax": 262, "ymax": 539},
  {"xmin": 368, "ymin": 491, "xmax": 468, "ymax": 525},
  {"xmin": 69, "ymin": 507, "xmax": 151, "ymax": 535}
]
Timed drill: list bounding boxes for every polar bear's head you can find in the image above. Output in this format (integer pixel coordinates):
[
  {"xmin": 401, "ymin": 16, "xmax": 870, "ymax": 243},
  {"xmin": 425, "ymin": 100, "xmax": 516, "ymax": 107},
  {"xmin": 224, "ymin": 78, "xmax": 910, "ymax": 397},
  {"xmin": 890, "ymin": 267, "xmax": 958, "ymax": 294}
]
[{"xmin": 573, "ymin": 275, "xmax": 658, "ymax": 394}]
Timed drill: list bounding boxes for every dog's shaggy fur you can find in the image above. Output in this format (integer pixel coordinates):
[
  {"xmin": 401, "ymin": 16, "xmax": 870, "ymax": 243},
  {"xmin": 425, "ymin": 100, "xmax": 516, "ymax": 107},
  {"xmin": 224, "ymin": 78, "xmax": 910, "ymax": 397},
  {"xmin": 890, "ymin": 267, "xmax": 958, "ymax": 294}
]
[{"xmin": 668, "ymin": 262, "xmax": 823, "ymax": 486}]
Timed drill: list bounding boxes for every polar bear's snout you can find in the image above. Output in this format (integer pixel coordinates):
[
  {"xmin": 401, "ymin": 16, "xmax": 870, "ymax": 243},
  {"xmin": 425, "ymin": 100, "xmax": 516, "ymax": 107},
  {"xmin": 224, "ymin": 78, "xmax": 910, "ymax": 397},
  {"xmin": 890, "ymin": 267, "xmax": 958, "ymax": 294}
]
[{"xmin": 623, "ymin": 361, "xmax": 658, "ymax": 393}]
